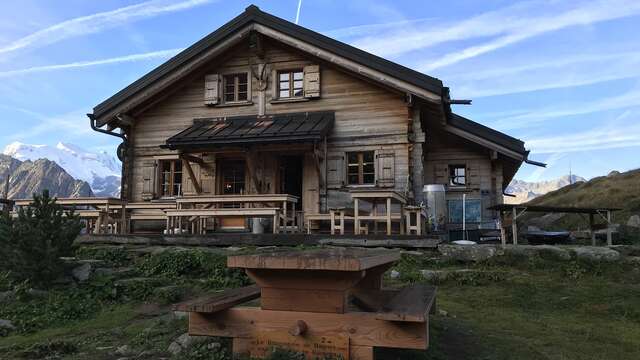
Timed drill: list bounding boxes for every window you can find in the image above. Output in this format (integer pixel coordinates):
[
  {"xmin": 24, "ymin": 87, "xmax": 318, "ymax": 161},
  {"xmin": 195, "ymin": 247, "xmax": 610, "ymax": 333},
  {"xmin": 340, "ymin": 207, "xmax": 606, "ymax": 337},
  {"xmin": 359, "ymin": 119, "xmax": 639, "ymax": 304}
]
[
  {"xmin": 347, "ymin": 151, "xmax": 375, "ymax": 185},
  {"xmin": 223, "ymin": 73, "xmax": 248, "ymax": 102},
  {"xmin": 160, "ymin": 160, "xmax": 183, "ymax": 197},
  {"xmin": 278, "ymin": 69, "xmax": 304, "ymax": 98},
  {"xmin": 447, "ymin": 199, "xmax": 482, "ymax": 223},
  {"xmin": 221, "ymin": 161, "xmax": 245, "ymax": 195},
  {"xmin": 449, "ymin": 165, "xmax": 466, "ymax": 186}
]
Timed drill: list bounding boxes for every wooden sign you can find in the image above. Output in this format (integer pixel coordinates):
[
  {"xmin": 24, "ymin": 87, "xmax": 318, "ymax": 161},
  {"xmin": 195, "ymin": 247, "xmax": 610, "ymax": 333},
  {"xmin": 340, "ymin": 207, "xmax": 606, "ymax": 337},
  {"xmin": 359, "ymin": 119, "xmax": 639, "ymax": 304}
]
[{"xmin": 250, "ymin": 331, "xmax": 349, "ymax": 359}]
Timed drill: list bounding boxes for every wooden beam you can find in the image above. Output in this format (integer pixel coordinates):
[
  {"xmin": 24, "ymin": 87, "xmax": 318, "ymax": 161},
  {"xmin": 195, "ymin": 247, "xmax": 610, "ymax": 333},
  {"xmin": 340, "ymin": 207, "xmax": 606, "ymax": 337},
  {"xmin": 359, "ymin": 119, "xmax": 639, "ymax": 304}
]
[
  {"xmin": 377, "ymin": 284, "xmax": 436, "ymax": 322},
  {"xmin": 173, "ymin": 285, "xmax": 260, "ymax": 313},
  {"xmin": 180, "ymin": 153, "xmax": 204, "ymax": 164},
  {"xmin": 188, "ymin": 307, "xmax": 428, "ymax": 349},
  {"xmin": 182, "ymin": 159, "xmax": 202, "ymax": 194},
  {"xmin": 116, "ymin": 113, "xmax": 134, "ymax": 127}
]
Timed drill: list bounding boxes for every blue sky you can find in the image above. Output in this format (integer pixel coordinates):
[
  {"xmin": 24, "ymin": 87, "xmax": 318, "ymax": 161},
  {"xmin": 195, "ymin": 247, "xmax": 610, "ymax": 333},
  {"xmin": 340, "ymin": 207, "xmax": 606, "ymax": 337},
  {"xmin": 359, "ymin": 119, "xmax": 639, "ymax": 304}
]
[{"xmin": 0, "ymin": 0, "xmax": 639, "ymax": 182}]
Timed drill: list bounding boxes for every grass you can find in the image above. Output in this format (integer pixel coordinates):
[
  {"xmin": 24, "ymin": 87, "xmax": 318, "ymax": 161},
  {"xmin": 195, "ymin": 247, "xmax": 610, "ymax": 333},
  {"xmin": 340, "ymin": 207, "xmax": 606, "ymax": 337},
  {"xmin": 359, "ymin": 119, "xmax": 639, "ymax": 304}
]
[{"xmin": 1, "ymin": 248, "xmax": 639, "ymax": 359}]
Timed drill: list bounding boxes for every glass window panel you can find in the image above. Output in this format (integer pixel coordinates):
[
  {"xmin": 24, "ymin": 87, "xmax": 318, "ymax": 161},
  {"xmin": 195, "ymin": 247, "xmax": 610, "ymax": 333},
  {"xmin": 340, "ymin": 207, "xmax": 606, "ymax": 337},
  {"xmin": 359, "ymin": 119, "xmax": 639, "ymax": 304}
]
[
  {"xmin": 238, "ymin": 73, "xmax": 247, "ymax": 83},
  {"xmin": 225, "ymin": 93, "xmax": 235, "ymax": 102},
  {"xmin": 348, "ymin": 175, "xmax": 358, "ymax": 184},
  {"xmin": 363, "ymin": 163, "xmax": 374, "ymax": 173},
  {"xmin": 363, "ymin": 152, "xmax": 374, "ymax": 163},
  {"xmin": 279, "ymin": 81, "xmax": 289, "ymax": 90},
  {"xmin": 293, "ymin": 71, "xmax": 303, "ymax": 80},
  {"xmin": 238, "ymin": 84, "xmax": 247, "ymax": 92},
  {"xmin": 294, "ymin": 89, "xmax": 303, "ymax": 97},
  {"xmin": 447, "ymin": 200, "xmax": 481, "ymax": 223},
  {"xmin": 293, "ymin": 80, "xmax": 303, "ymax": 89},
  {"xmin": 279, "ymin": 72, "xmax": 289, "ymax": 81},
  {"xmin": 238, "ymin": 92, "xmax": 248, "ymax": 101},
  {"xmin": 363, "ymin": 174, "xmax": 375, "ymax": 184},
  {"xmin": 347, "ymin": 153, "xmax": 358, "ymax": 164},
  {"xmin": 279, "ymin": 90, "xmax": 290, "ymax": 98}
]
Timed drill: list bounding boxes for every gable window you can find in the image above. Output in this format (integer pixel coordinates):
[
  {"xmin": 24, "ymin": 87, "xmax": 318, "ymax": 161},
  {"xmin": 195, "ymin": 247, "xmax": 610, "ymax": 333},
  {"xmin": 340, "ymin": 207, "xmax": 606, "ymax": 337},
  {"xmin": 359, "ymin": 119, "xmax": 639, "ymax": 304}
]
[
  {"xmin": 449, "ymin": 165, "xmax": 466, "ymax": 186},
  {"xmin": 278, "ymin": 69, "xmax": 304, "ymax": 98},
  {"xmin": 223, "ymin": 73, "xmax": 248, "ymax": 103},
  {"xmin": 347, "ymin": 151, "xmax": 375, "ymax": 185},
  {"xmin": 160, "ymin": 160, "xmax": 183, "ymax": 197}
]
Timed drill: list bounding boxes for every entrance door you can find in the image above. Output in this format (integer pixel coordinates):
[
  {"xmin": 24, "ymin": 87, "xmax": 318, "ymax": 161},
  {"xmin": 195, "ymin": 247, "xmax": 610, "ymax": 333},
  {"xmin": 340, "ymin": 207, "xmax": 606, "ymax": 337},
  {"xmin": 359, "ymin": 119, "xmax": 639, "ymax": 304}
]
[
  {"xmin": 279, "ymin": 156, "xmax": 303, "ymax": 209},
  {"xmin": 219, "ymin": 159, "xmax": 246, "ymax": 230}
]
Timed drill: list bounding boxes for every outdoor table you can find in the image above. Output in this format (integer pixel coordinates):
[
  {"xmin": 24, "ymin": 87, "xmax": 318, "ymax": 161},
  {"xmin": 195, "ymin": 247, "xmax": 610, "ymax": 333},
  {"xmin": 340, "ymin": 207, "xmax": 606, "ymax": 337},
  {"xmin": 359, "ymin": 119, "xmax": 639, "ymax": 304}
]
[
  {"xmin": 350, "ymin": 189, "xmax": 407, "ymax": 235},
  {"xmin": 175, "ymin": 194, "xmax": 299, "ymax": 232},
  {"xmin": 175, "ymin": 248, "xmax": 437, "ymax": 359}
]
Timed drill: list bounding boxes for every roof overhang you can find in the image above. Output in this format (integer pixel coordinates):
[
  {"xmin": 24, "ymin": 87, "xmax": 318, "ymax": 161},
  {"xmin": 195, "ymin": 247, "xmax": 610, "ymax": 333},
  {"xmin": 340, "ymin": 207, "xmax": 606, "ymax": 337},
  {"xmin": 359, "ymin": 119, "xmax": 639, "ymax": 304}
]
[
  {"xmin": 163, "ymin": 111, "xmax": 334, "ymax": 150},
  {"xmin": 90, "ymin": 5, "xmax": 443, "ymax": 128}
]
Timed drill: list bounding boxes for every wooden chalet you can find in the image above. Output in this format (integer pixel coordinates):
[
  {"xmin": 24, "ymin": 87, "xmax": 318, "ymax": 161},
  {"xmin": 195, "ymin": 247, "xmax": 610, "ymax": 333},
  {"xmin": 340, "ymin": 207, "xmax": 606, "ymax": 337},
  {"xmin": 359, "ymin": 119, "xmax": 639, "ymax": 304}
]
[{"xmin": 85, "ymin": 5, "xmax": 541, "ymax": 238}]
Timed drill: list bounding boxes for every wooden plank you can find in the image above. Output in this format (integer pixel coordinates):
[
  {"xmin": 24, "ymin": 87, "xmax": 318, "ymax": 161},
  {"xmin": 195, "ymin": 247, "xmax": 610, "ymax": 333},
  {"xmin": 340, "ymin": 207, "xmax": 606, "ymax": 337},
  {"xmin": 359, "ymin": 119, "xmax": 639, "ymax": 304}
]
[
  {"xmin": 376, "ymin": 284, "xmax": 437, "ymax": 323},
  {"xmin": 250, "ymin": 331, "xmax": 349, "ymax": 359},
  {"xmin": 188, "ymin": 307, "xmax": 428, "ymax": 349},
  {"xmin": 227, "ymin": 248, "xmax": 400, "ymax": 271},
  {"xmin": 182, "ymin": 159, "xmax": 202, "ymax": 194},
  {"xmin": 165, "ymin": 208, "xmax": 280, "ymax": 217},
  {"xmin": 173, "ymin": 285, "xmax": 260, "ymax": 313},
  {"xmin": 260, "ymin": 287, "xmax": 347, "ymax": 313}
]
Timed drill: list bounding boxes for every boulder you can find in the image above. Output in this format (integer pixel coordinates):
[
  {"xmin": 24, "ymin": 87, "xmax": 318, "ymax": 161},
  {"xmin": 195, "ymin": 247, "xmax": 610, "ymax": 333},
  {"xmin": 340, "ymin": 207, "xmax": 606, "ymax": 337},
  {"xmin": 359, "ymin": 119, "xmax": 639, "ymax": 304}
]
[
  {"xmin": 438, "ymin": 245, "xmax": 498, "ymax": 262},
  {"xmin": 504, "ymin": 245, "xmax": 571, "ymax": 261},
  {"xmin": 389, "ymin": 270, "xmax": 400, "ymax": 279},
  {"xmin": 571, "ymin": 247, "xmax": 620, "ymax": 262},
  {"xmin": 627, "ymin": 215, "xmax": 640, "ymax": 228},
  {"xmin": 167, "ymin": 333, "xmax": 210, "ymax": 355},
  {"xmin": 71, "ymin": 262, "xmax": 92, "ymax": 282},
  {"xmin": 0, "ymin": 319, "xmax": 15, "ymax": 331}
]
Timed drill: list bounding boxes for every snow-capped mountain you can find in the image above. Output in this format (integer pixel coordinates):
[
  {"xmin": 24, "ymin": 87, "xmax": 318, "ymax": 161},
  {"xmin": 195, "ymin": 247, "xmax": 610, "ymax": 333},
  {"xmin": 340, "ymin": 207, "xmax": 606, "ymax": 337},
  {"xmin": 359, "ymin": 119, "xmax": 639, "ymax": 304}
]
[
  {"xmin": 505, "ymin": 174, "xmax": 586, "ymax": 204},
  {"xmin": 3, "ymin": 142, "xmax": 121, "ymax": 197}
]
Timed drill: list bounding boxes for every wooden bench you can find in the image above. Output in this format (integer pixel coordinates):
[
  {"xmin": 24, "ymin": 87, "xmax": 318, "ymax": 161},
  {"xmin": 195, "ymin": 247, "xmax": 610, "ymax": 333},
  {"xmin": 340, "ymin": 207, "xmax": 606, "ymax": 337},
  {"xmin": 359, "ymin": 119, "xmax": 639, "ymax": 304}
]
[
  {"xmin": 174, "ymin": 285, "xmax": 260, "ymax": 313},
  {"xmin": 350, "ymin": 284, "xmax": 437, "ymax": 322},
  {"xmin": 165, "ymin": 208, "xmax": 281, "ymax": 234},
  {"xmin": 305, "ymin": 207, "xmax": 354, "ymax": 235}
]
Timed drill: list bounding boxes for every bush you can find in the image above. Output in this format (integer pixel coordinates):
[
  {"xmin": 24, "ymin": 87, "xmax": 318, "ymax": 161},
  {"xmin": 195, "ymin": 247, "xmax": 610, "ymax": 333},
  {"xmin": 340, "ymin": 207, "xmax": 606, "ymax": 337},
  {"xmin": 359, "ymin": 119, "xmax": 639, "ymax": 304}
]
[
  {"xmin": 137, "ymin": 250, "xmax": 250, "ymax": 289},
  {"xmin": 76, "ymin": 246, "xmax": 130, "ymax": 266},
  {"xmin": 0, "ymin": 191, "xmax": 82, "ymax": 287}
]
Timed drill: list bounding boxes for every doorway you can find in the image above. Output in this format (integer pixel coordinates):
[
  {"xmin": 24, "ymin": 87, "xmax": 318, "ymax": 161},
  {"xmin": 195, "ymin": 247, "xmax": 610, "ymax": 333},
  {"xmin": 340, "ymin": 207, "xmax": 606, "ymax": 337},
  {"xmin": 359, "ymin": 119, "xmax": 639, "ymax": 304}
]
[
  {"xmin": 279, "ymin": 156, "xmax": 303, "ymax": 208},
  {"xmin": 218, "ymin": 159, "xmax": 246, "ymax": 230}
]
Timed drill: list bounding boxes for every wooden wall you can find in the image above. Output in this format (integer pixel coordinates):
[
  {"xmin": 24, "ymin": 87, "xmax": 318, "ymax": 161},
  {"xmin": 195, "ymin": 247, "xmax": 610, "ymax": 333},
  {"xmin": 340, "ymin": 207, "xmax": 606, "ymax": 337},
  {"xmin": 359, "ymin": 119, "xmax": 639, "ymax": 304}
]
[
  {"xmin": 129, "ymin": 37, "xmax": 411, "ymax": 213},
  {"xmin": 423, "ymin": 124, "xmax": 503, "ymax": 224}
]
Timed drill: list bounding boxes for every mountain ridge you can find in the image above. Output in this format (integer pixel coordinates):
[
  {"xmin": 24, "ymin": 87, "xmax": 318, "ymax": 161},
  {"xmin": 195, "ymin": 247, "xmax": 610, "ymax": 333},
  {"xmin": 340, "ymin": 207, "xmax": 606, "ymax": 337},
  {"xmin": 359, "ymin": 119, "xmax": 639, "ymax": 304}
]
[{"xmin": 505, "ymin": 174, "xmax": 586, "ymax": 204}]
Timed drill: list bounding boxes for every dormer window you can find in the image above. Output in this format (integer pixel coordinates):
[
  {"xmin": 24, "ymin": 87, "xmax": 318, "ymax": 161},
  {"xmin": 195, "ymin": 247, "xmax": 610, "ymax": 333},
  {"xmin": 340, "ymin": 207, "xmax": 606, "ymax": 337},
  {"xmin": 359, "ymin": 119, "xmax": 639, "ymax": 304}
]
[
  {"xmin": 278, "ymin": 69, "xmax": 304, "ymax": 98},
  {"xmin": 223, "ymin": 73, "xmax": 248, "ymax": 103}
]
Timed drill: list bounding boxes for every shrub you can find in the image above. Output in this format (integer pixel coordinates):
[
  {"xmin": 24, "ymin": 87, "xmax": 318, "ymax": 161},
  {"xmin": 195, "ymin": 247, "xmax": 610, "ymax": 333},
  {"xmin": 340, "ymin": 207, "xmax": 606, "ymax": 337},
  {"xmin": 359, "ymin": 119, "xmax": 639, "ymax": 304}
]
[
  {"xmin": 76, "ymin": 246, "xmax": 130, "ymax": 266},
  {"xmin": 20, "ymin": 340, "xmax": 78, "ymax": 359},
  {"xmin": 0, "ymin": 191, "xmax": 82, "ymax": 287},
  {"xmin": 137, "ymin": 250, "xmax": 250, "ymax": 289}
]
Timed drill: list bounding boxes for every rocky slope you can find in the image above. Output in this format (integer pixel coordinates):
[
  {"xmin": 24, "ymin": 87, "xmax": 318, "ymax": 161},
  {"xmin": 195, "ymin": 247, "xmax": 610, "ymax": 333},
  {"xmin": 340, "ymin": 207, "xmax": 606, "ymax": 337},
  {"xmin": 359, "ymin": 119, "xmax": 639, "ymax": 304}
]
[
  {"xmin": 3, "ymin": 142, "xmax": 120, "ymax": 197},
  {"xmin": 0, "ymin": 155, "xmax": 93, "ymax": 199},
  {"xmin": 505, "ymin": 174, "xmax": 586, "ymax": 204}
]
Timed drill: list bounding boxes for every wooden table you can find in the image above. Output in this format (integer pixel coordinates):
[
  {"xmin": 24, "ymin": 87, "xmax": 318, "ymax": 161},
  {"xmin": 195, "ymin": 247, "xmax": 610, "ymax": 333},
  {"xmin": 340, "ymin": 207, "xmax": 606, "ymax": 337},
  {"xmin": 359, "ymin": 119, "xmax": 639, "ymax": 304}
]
[
  {"xmin": 350, "ymin": 190, "xmax": 407, "ymax": 235},
  {"xmin": 176, "ymin": 248, "xmax": 437, "ymax": 359},
  {"xmin": 175, "ymin": 194, "xmax": 299, "ymax": 233}
]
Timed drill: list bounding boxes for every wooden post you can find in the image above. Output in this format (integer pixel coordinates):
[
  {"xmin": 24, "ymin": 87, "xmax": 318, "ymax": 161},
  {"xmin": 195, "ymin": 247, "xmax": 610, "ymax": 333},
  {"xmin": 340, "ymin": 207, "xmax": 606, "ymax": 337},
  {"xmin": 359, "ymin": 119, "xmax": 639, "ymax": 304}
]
[
  {"xmin": 511, "ymin": 207, "xmax": 518, "ymax": 245},
  {"xmin": 354, "ymin": 198, "xmax": 360, "ymax": 234},
  {"xmin": 386, "ymin": 197, "xmax": 392, "ymax": 235},
  {"xmin": 606, "ymin": 210, "xmax": 613, "ymax": 246},
  {"xmin": 499, "ymin": 211, "xmax": 507, "ymax": 247}
]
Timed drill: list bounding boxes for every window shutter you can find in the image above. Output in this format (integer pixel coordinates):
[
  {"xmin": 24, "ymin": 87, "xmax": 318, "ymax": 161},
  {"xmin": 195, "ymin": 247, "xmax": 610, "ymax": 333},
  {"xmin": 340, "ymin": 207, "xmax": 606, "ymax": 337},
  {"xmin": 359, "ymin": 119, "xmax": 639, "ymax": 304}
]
[
  {"xmin": 376, "ymin": 151, "xmax": 395, "ymax": 187},
  {"xmin": 303, "ymin": 65, "xmax": 320, "ymax": 98},
  {"xmin": 141, "ymin": 160, "xmax": 158, "ymax": 200},
  {"xmin": 326, "ymin": 154, "xmax": 345, "ymax": 189},
  {"xmin": 204, "ymin": 74, "xmax": 219, "ymax": 105}
]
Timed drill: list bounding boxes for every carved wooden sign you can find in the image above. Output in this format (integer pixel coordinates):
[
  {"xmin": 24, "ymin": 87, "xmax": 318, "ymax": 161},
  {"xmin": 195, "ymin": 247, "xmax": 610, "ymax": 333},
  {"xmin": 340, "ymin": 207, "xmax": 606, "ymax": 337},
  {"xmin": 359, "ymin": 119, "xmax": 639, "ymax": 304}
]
[{"xmin": 250, "ymin": 331, "xmax": 349, "ymax": 359}]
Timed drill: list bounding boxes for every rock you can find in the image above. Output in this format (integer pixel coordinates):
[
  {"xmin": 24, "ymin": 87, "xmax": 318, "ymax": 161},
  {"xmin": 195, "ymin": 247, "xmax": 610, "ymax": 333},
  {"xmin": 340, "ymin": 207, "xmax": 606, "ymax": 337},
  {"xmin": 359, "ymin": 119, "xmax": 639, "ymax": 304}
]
[
  {"xmin": 0, "ymin": 319, "xmax": 16, "ymax": 331},
  {"xmin": 389, "ymin": 270, "xmax": 400, "ymax": 279},
  {"xmin": 607, "ymin": 170, "xmax": 621, "ymax": 177},
  {"xmin": 571, "ymin": 247, "xmax": 620, "ymax": 262},
  {"xmin": 625, "ymin": 256, "xmax": 640, "ymax": 265},
  {"xmin": 438, "ymin": 309, "xmax": 448, "ymax": 317},
  {"xmin": 438, "ymin": 245, "xmax": 498, "ymax": 262},
  {"xmin": 26, "ymin": 288, "xmax": 49, "ymax": 298},
  {"xmin": 71, "ymin": 262, "xmax": 92, "ymax": 282},
  {"xmin": 504, "ymin": 245, "xmax": 571, "ymax": 261},
  {"xmin": 627, "ymin": 215, "xmax": 640, "ymax": 228},
  {"xmin": 226, "ymin": 246, "xmax": 244, "ymax": 252},
  {"xmin": 114, "ymin": 345, "xmax": 131, "ymax": 356},
  {"xmin": 167, "ymin": 333, "xmax": 210, "ymax": 355},
  {"xmin": 421, "ymin": 270, "xmax": 446, "ymax": 281}
]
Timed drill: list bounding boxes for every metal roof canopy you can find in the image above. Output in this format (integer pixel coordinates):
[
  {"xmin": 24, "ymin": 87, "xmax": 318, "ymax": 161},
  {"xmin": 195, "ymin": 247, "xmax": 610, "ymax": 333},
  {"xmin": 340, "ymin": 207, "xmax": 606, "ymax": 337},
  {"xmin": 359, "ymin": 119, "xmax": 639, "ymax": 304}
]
[
  {"xmin": 163, "ymin": 111, "xmax": 334, "ymax": 149},
  {"xmin": 488, "ymin": 204, "xmax": 621, "ymax": 215}
]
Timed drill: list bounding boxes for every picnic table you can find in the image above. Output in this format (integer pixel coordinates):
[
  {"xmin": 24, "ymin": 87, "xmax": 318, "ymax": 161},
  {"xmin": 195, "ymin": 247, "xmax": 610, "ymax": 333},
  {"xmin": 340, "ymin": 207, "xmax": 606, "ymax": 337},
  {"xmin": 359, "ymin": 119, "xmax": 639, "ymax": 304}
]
[
  {"xmin": 170, "ymin": 194, "xmax": 299, "ymax": 233},
  {"xmin": 175, "ymin": 248, "xmax": 436, "ymax": 359},
  {"xmin": 350, "ymin": 189, "xmax": 407, "ymax": 235}
]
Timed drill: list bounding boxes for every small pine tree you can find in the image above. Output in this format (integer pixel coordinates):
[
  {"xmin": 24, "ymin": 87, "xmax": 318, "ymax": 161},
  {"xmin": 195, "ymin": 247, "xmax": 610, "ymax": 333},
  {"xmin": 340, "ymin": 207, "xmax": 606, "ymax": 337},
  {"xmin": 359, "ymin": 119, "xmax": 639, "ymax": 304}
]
[{"xmin": 2, "ymin": 190, "xmax": 82, "ymax": 287}]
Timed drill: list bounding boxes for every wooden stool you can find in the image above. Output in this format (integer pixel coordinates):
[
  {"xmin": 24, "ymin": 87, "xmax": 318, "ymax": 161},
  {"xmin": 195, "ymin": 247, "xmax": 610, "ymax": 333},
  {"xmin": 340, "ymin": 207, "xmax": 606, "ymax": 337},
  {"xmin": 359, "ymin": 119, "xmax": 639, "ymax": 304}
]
[{"xmin": 404, "ymin": 205, "xmax": 424, "ymax": 235}]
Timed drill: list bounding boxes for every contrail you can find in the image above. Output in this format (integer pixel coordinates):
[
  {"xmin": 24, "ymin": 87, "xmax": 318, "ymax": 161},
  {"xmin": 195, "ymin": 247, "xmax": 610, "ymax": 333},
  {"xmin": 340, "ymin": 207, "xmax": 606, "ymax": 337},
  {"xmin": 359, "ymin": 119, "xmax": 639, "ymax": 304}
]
[{"xmin": 295, "ymin": 0, "xmax": 303, "ymax": 24}]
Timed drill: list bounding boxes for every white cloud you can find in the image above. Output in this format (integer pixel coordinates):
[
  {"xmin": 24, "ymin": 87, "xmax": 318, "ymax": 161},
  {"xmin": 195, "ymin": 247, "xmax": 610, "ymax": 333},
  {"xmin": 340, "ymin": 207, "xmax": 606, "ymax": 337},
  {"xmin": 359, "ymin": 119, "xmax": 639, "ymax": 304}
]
[
  {"xmin": 419, "ymin": 0, "xmax": 640, "ymax": 71},
  {"xmin": 1, "ymin": 107, "xmax": 92, "ymax": 142},
  {"xmin": 0, "ymin": 48, "xmax": 183, "ymax": 78},
  {"xmin": 447, "ymin": 50, "xmax": 640, "ymax": 98},
  {"xmin": 489, "ymin": 87, "xmax": 640, "ymax": 130},
  {"xmin": 526, "ymin": 152, "xmax": 567, "ymax": 182},
  {"xmin": 0, "ymin": 0, "xmax": 214, "ymax": 56}
]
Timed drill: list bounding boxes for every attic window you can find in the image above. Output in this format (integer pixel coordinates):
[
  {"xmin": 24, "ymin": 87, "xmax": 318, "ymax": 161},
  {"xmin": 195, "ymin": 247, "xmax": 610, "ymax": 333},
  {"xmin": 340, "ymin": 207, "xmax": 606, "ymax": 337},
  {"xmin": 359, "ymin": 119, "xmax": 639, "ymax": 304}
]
[
  {"xmin": 223, "ymin": 73, "xmax": 248, "ymax": 102},
  {"xmin": 278, "ymin": 70, "xmax": 304, "ymax": 98}
]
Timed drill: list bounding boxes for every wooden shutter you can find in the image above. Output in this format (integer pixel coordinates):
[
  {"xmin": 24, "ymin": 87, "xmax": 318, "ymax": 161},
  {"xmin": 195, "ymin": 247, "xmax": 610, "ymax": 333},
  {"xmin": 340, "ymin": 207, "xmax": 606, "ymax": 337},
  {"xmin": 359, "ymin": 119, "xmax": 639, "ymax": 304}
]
[
  {"xmin": 326, "ymin": 154, "xmax": 345, "ymax": 189},
  {"xmin": 204, "ymin": 74, "xmax": 219, "ymax": 105},
  {"xmin": 303, "ymin": 65, "xmax": 320, "ymax": 98},
  {"xmin": 141, "ymin": 160, "xmax": 158, "ymax": 200},
  {"xmin": 376, "ymin": 151, "xmax": 395, "ymax": 187}
]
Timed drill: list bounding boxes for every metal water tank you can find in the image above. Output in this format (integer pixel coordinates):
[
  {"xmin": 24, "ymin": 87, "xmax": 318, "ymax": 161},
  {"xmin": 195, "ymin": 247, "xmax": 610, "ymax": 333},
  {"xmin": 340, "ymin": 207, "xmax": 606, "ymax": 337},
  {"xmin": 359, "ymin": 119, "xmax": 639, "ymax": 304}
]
[{"xmin": 423, "ymin": 184, "xmax": 446, "ymax": 231}]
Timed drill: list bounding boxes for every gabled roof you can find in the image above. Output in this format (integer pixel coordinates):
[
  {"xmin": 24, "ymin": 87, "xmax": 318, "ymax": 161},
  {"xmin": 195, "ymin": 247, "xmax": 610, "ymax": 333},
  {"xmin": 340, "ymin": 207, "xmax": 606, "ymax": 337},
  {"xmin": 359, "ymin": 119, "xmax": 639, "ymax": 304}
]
[
  {"xmin": 447, "ymin": 113, "xmax": 526, "ymax": 156},
  {"xmin": 163, "ymin": 111, "xmax": 334, "ymax": 149},
  {"xmin": 91, "ymin": 5, "xmax": 443, "ymax": 125}
]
